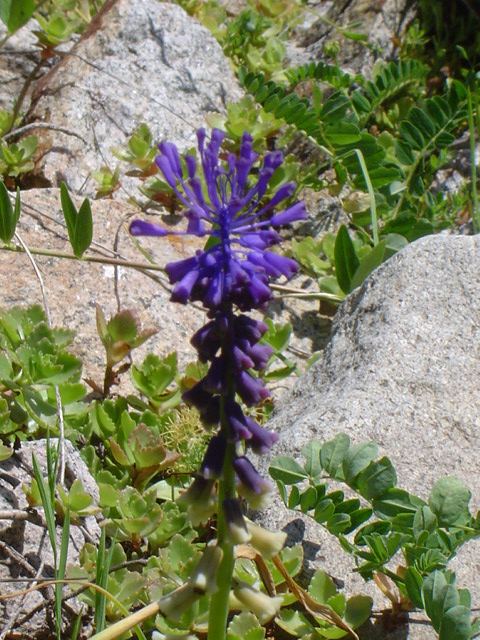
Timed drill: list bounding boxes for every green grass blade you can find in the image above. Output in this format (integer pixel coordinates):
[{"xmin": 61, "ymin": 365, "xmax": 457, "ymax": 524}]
[
  {"xmin": 56, "ymin": 504, "xmax": 71, "ymax": 639},
  {"xmin": 32, "ymin": 452, "xmax": 57, "ymax": 561},
  {"xmin": 354, "ymin": 148, "xmax": 379, "ymax": 246}
]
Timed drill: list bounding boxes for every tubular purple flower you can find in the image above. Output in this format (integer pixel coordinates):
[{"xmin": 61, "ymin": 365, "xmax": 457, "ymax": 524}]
[
  {"xmin": 234, "ymin": 456, "xmax": 273, "ymax": 496},
  {"xmin": 200, "ymin": 435, "xmax": 227, "ymax": 479},
  {"xmin": 243, "ymin": 415, "xmax": 279, "ymax": 454},
  {"xmin": 182, "ymin": 381, "xmax": 220, "ymax": 426},
  {"xmin": 236, "ymin": 369, "xmax": 270, "ymax": 406},
  {"xmin": 224, "ymin": 400, "xmax": 253, "ymax": 442},
  {"xmin": 129, "ymin": 220, "xmax": 168, "ymax": 237}
]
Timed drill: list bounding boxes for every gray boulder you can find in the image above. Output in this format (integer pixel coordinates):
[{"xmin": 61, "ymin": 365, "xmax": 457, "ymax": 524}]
[
  {"xmin": 258, "ymin": 234, "xmax": 480, "ymax": 639},
  {"xmin": 26, "ymin": 0, "xmax": 243, "ymax": 196}
]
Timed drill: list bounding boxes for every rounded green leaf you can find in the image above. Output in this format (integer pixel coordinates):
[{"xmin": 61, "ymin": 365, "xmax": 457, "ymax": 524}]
[{"xmin": 429, "ymin": 476, "xmax": 471, "ymax": 527}]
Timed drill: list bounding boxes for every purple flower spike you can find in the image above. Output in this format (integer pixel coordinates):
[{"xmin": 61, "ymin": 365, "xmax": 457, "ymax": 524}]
[{"xmin": 129, "ymin": 128, "xmax": 306, "ymax": 311}]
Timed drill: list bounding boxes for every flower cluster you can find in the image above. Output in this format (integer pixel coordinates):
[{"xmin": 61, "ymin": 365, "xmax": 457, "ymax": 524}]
[{"xmin": 130, "ymin": 128, "xmax": 306, "ymax": 533}]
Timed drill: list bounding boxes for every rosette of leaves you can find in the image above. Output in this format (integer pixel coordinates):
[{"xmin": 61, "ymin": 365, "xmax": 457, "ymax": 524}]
[
  {"xmin": 108, "ymin": 419, "xmax": 180, "ymax": 489},
  {"xmin": 0, "ymin": 136, "xmax": 38, "ymax": 178},
  {"xmin": 0, "ymin": 305, "xmax": 86, "ymax": 441},
  {"xmin": 95, "ymin": 305, "xmax": 157, "ymax": 395}
]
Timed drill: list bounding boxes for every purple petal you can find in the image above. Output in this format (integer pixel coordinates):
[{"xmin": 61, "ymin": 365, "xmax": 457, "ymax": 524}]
[
  {"xmin": 165, "ymin": 256, "xmax": 199, "ymax": 284},
  {"xmin": 237, "ymin": 339, "xmax": 272, "ymax": 370},
  {"xmin": 270, "ymin": 202, "xmax": 307, "ymax": 226},
  {"xmin": 171, "ymin": 269, "xmax": 200, "ymax": 304},
  {"xmin": 158, "ymin": 141, "xmax": 183, "ymax": 176},
  {"xmin": 203, "ymin": 357, "xmax": 228, "ymax": 394},
  {"xmin": 262, "ymin": 251, "xmax": 299, "ymax": 279},
  {"xmin": 182, "ymin": 382, "xmax": 220, "ymax": 425},
  {"xmin": 129, "ymin": 220, "xmax": 168, "ymax": 237}
]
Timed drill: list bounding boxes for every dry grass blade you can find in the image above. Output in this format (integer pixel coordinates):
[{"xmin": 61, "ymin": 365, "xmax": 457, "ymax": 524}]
[
  {"xmin": 271, "ymin": 555, "xmax": 359, "ymax": 640},
  {"xmin": 236, "ymin": 545, "xmax": 276, "ymax": 596}
]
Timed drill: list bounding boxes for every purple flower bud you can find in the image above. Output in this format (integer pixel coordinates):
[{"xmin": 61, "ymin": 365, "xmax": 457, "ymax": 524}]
[
  {"xmin": 203, "ymin": 357, "xmax": 228, "ymax": 395},
  {"xmin": 236, "ymin": 370, "xmax": 270, "ymax": 406},
  {"xmin": 270, "ymin": 201, "xmax": 307, "ymax": 226},
  {"xmin": 243, "ymin": 415, "xmax": 279, "ymax": 454},
  {"xmin": 190, "ymin": 321, "xmax": 220, "ymax": 361},
  {"xmin": 224, "ymin": 400, "xmax": 253, "ymax": 442},
  {"xmin": 236, "ymin": 339, "xmax": 272, "ymax": 371},
  {"xmin": 182, "ymin": 382, "xmax": 219, "ymax": 426}
]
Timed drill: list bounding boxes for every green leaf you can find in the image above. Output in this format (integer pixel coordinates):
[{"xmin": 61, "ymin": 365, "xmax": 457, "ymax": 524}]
[
  {"xmin": 399, "ymin": 120, "xmax": 425, "ymax": 151},
  {"xmin": 350, "ymin": 240, "xmax": 387, "ymax": 291},
  {"xmin": 373, "ymin": 487, "xmax": 425, "ymax": 519},
  {"xmin": 276, "ymin": 610, "xmax": 313, "ymax": 637},
  {"xmin": 334, "ymin": 225, "xmax": 360, "ymax": 294},
  {"xmin": 405, "ymin": 567, "xmax": 424, "ymax": 609},
  {"xmin": 344, "ymin": 595, "xmax": 372, "ymax": 629},
  {"xmin": 343, "ymin": 442, "xmax": 377, "ymax": 486},
  {"xmin": 269, "ymin": 455, "xmax": 308, "ymax": 484},
  {"xmin": 0, "ymin": 0, "xmax": 35, "ymax": 32},
  {"xmin": 308, "ymin": 569, "xmax": 337, "ymax": 604},
  {"xmin": 320, "ymin": 433, "xmax": 350, "ymax": 478},
  {"xmin": 227, "ymin": 612, "xmax": 266, "ymax": 640},
  {"xmin": 314, "ymin": 499, "xmax": 335, "ymax": 524},
  {"xmin": 439, "ymin": 605, "xmax": 471, "ymax": 640},
  {"xmin": 302, "ymin": 440, "xmax": 322, "ymax": 478},
  {"xmin": 324, "ymin": 123, "xmax": 362, "ymax": 145},
  {"xmin": 327, "ymin": 512, "xmax": 352, "ymax": 535},
  {"xmin": 356, "ymin": 456, "xmax": 397, "ymax": 500},
  {"xmin": 60, "ymin": 183, "xmax": 93, "ymax": 258},
  {"xmin": 0, "ymin": 182, "xmax": 20, "ymax": 243},
  {"xmin": 429, "ymin": 477, "xmax": 471, "ymax": 527}
]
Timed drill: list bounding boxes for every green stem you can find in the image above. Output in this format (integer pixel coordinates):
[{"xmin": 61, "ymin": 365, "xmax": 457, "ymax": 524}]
[
  {"xmin": 207, "ymin": 333, "xmax": 237, "ymax": 640},
  {"xmin": 0, "ymin": 243, "xmax": 166, "ymax": 271},
  {"xmin": 208, "ymin": 439, "xmax": 236, "ymax": 640},
  {"xmin": 467, "ymin": 86, "xmax": 480, "ymax": 233}
]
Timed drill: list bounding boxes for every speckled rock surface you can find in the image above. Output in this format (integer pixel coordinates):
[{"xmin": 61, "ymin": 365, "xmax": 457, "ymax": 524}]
[
  {"xmin": 256, "ymin": 234, "xmax": 480, "ymax": 639},
  {"xmin": 25, "ymin": 0, "xmax": 243, "ymax": 197}
]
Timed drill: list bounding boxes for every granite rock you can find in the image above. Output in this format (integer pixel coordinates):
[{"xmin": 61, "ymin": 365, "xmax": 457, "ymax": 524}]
[{"xmin": 257, "ymin": 234, "xmax": 480, "ymax": 639}]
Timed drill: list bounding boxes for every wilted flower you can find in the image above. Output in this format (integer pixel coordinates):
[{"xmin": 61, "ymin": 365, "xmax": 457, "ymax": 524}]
[
  {"xmin": 230, "ymin": 582, "xmax": 283, "ymax": 624},
  {"xmin": 129, "ymin": 128, "xmax": 306, "ymax": 311},
  {"xmin": 223, "ymin": 497, "xmax": 251, "ymax": 545},
  {"xmin": 245, "ymin": 519, "xmax": 287, "ymax": 558}
]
